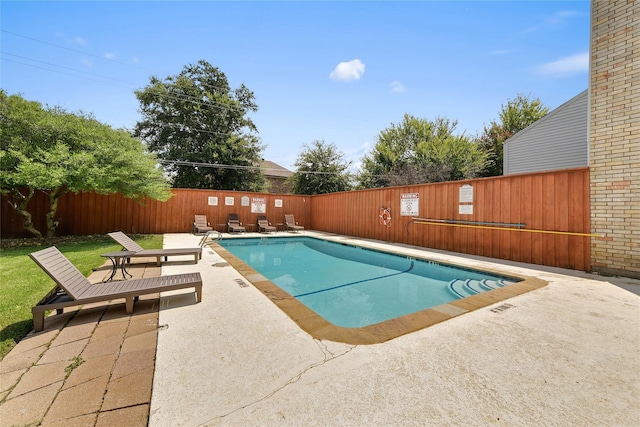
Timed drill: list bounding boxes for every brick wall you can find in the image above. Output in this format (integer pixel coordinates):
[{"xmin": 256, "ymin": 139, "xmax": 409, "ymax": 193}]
[{"xmin": 589, "ymin": 0, "xmax": 640, "ymax": 278}]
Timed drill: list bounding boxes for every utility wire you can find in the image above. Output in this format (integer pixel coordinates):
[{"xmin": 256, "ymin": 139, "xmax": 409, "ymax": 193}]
[
  {"xmin": 159, "ymin": 159, "xmax": 364, "ymax": 176},
  {"xmin": 1, "ymin": 56, "xmax": 133, "ymax": 89},
  {"xmin": 2, "ymin": 30, "xmax": 374, "ymax": 126},
  {"xmin": 1, "ymin": 53, "xmax": 252, "ymax": 115},
  {"xmin": 1, "ymin": 29, "xmax": 146, "ymax": 71}
]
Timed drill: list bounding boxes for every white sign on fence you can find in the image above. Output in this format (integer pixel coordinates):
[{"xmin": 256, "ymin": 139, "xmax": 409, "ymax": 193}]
[
  {"xmin": 459, "ymin": 184, "xmax": 474, "ymax": 203},
  {"xmin": 251, "ymin": 197, "xmax": 266, "ymax": 213},
  {"xmin": 207, "ymin": 196, "xmax": 218, "ymax": 206},
  {"xmin": 400, "ymin": 193, "xmax": 419, "ymax": 216},
  {"xmin": 459, "ymin": 204, "xmax": 474, "ymax": 215}
]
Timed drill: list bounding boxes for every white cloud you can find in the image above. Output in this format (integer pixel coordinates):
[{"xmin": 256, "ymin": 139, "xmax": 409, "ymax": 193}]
[
  {"xmin": 488, "ymin": 48, "xmax": 517, "ymax": 56},
  {"xmin": 345, "ymin": 141, "xmax": 371, "ymax": 173},
  {"xmin": 72, "ymin": 36, "xmax": 87, "ymax": 45},
  {"xmin": 390, "ymin": 80, "xmax": 405, "ymax": 93},
  {"xmin": 330, "ymin": 59, "xmax": 365, "ymax": 82},
  {"xmin": 103, "ymin": 52, "xmax": 116, "ymax": 60},
  {"xmin": 546, "ymin": 10, "xmax": 583, "ymax": 25},
  {"xmin": 81, "ymin": 57, "xmax": 93, "ymax": 67},
  {"xmin": 521, "ymin": 9, "xmax": 585, "ymax": 35},
  {"xmin": 537, "ymin": 52, "xmax": 589, "ymax": 76},
  {"xmin": 132, "ymin": 56, "xmax": 140, "ymax": 63}
]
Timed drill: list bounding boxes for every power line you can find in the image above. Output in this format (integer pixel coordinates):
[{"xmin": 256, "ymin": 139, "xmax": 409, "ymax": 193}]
[
  {"xmin": 2, "ymin": 30, "xmax": 234, "ymax": 96},
  {"xmin": 1, "ymin": 55, "xmax": 133, "ymax": 89},
  {"xmin": 159, "ymin": 160, "xmax": 366, "ymax": 176},
  {"xmin": 1, "ymin": 52, "xmax": 252, "ymax": 115},
  {"xmin": 2, "ymin": 29, "xmax": 379, "ymax": 159},
  {"xmin": 2, "ymin": 30, "xmax": 373, "ymax": 127},
  {"xmin": 1, "ymin": 29, "xmax": 146, "ymax": 71}
]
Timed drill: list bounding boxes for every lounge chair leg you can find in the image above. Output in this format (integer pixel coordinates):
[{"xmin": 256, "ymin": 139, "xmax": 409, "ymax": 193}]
[
  {"xmin": 125, "ymin": 297, "xmax": 134, "ymax": 314},
  {"xmin": 196, "ymin": 285, "xmax": 203, "ymax": 303},
  {"xmin": 33, "ymin": 312, "xmax": 44, "ymax": 333}
]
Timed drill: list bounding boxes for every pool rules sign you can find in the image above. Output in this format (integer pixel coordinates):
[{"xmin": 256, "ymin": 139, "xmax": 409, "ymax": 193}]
[
  {"xmin": 459, "ymin": 184, "xmax": 474, "ymax": 215},
  {"xmin": 251, "ymin": 197, "xmax": 266, "ymax": 213},
  {"xmin": 400, "ymin": 193, "xmax": 419, "ymax": 216}
]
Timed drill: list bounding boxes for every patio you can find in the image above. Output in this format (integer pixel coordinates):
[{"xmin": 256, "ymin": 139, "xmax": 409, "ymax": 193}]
[
  {"xmin": 1, "ymin": 232, "xmax": 639, "ymax": 426},
  {"xmin": 151, "ymin": 233, "xmax": 639, "ymax": 426}
]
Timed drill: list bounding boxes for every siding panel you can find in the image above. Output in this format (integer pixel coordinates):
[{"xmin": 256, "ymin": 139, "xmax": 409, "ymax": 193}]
[{"xmin": 504, "ymin": 90, "xmax": 588, "ymax": 174}]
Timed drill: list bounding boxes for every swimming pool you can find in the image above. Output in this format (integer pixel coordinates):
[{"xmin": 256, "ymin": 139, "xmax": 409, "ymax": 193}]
[{"xmin": 218, "ymin": 237, "xmax": 520, "ymax": 328}]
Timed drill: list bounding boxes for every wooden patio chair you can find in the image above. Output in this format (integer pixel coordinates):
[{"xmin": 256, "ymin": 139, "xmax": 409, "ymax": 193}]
[
  {"xmin": 284, "ymin": 214, "xmax": 304, "ymax": 232},
  {"xmin": 29, "ymin": 246, "xmax": 203, "ymax": 332},
  {"xmin": 227, "ymin": 213, "xmax": 246, "ymax": 233},
  {"xmin": 257, "ymin": 216, "xmax": 276, "ymax": 233},
  {"xmin": 108, "ymin": 231, "xmax": 202, "ymax": 266},
  {"xmin": 193, "ymin": 215, "xmax": 213, "ymax": 234}
]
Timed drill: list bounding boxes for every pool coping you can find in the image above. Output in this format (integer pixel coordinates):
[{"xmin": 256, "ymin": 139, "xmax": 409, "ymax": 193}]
[{"xmin": 210, "ymin": 235, "xmax": 548, "ymax": 345}]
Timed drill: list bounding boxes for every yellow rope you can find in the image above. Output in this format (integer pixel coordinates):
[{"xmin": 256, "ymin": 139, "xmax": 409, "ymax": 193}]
[{"xmin": 412, "ymin": 220, "xmax": 601, "ymax": 237}]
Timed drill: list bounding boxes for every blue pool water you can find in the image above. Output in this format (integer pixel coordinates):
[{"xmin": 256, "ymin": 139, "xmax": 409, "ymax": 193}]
[{"xmin": 219, "ymin": 237, "xmax": 518, "ymax": 328}]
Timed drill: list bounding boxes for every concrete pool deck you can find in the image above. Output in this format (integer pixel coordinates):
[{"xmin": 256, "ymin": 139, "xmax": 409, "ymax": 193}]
[
  {"xmin": 150, "ymin": 232, "xmax": 639, "ymax": 426},
  {"xmin": 1, "ymin": 232, "xmax": 638, "ymax": 426}
]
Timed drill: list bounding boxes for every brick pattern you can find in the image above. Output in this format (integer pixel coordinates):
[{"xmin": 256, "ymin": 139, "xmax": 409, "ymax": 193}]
[
  {"xmin": 0, "ymin": 261, "xmax": 160, "ymax": 427},
  {"xmin": 590, "ymin": 0, "xmax": 640, "ymax": 278}
]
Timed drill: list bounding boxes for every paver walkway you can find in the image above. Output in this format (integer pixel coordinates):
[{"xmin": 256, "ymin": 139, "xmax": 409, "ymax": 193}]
[{"xmin": 1, "ymin": 259, "xmax": 162, "ymax": 427}]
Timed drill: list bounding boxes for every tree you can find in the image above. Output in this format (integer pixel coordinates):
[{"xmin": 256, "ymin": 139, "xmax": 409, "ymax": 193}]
[
  {"xmin": 478, "ymin": 94, "xmax": 550, "ymax": 176},
  {"xmin": 357, "ymin": 114, "xmax": 488, "ymax": 188},
  {"xmin": 289, "ymin": 140, "xmax": 352, "ymax": 195},
  {"xmin": 134, "ymin": 60, "xmax": 266, "ymax": 191},
  {"xmin": 0, "ymin": 91, "xmax": 172, "ymax": 238}
]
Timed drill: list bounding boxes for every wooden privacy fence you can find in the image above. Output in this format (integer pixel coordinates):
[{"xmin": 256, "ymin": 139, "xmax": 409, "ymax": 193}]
[
  {"xmin": 310, "ymin": 167, "xmax": 591, "ymax": 271},
  {"xmin": 1, "ymin": 189, "xmax": 310, "ymax": 236},
  {"xmin": 1, "ymin": 167, "xmax": 590, "ymax": 271}
]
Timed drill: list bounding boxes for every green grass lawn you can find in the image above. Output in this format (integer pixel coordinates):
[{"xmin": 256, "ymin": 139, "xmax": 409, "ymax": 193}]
[{"xmin": 0, "ymin": 234, "xmax": 163, "ymax": 359}]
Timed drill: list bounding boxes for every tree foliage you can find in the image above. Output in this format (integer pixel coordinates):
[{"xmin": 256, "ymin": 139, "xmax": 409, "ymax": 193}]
[
  {"xmin": 478, "ymin": 94, "xmax": 550, "ymax": 176},
  {"xmin": 134, "ymin": 60, "xmax": 266, "ymax": 191},
  {"xmin": 289, "ymin": 140, "xmax": 352, "ymax": 195},
  {"xmin": 357, "ymin": 114, "xmax": 488, "ymax": 188},
  {"xmin": 0, "ymin": 91, "xmax": 171, "ymax": 238}
]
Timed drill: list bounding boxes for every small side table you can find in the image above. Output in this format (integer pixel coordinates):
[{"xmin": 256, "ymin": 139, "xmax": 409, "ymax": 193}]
[
  {"xmin": 101, "ymin": 251, "xmax": 136, "ymax": 282},
  {"xmin": 276, "ymin": 223, "xmax": 286, "ymax": 232},
  {"xmin": 246, "ymin": 224, "xmax": 256, "ymax": 232}
]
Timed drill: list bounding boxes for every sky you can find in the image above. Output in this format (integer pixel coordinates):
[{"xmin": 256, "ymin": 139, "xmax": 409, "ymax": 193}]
[{"xmin": 1, "ymin": 1, "xmax": 590, "ymax": 172}]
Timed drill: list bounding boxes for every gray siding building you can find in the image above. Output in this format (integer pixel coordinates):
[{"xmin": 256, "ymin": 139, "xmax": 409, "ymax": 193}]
[{"xmin": 503, "ymin": 90, "xmax": 588, "ymax": 175}]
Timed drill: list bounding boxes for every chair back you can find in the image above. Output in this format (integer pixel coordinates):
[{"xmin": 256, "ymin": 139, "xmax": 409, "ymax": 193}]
[
  {"xmin": 285, "ymin": 214, "xmax": 295, "ymax": 225},
  {"xmin": 29, "ymin": 246, "xmax": 92, "ymax": 300},
  {"xmin": 228, "ymin": 213, "xmax": 240, "ymax": 225},
  {"xmin": 194, "ymin": 215, "xmax": 209, "ymax": 227},
  {"xmin": 108, "ymin": 231, "xmax": 143, "ymax": 252}
]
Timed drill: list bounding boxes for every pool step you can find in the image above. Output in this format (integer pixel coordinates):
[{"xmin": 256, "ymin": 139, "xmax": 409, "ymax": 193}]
[
  {"xmin": 448, "ymin": 279, "xmax": 477, "ymax": 298},
  {"xmin": 448, "ymin": 279, "xmax": 510, "ymax": 298},
  {"xmin": 481, "ymin": 279, "xmax": 510, "ymax": 290}
]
